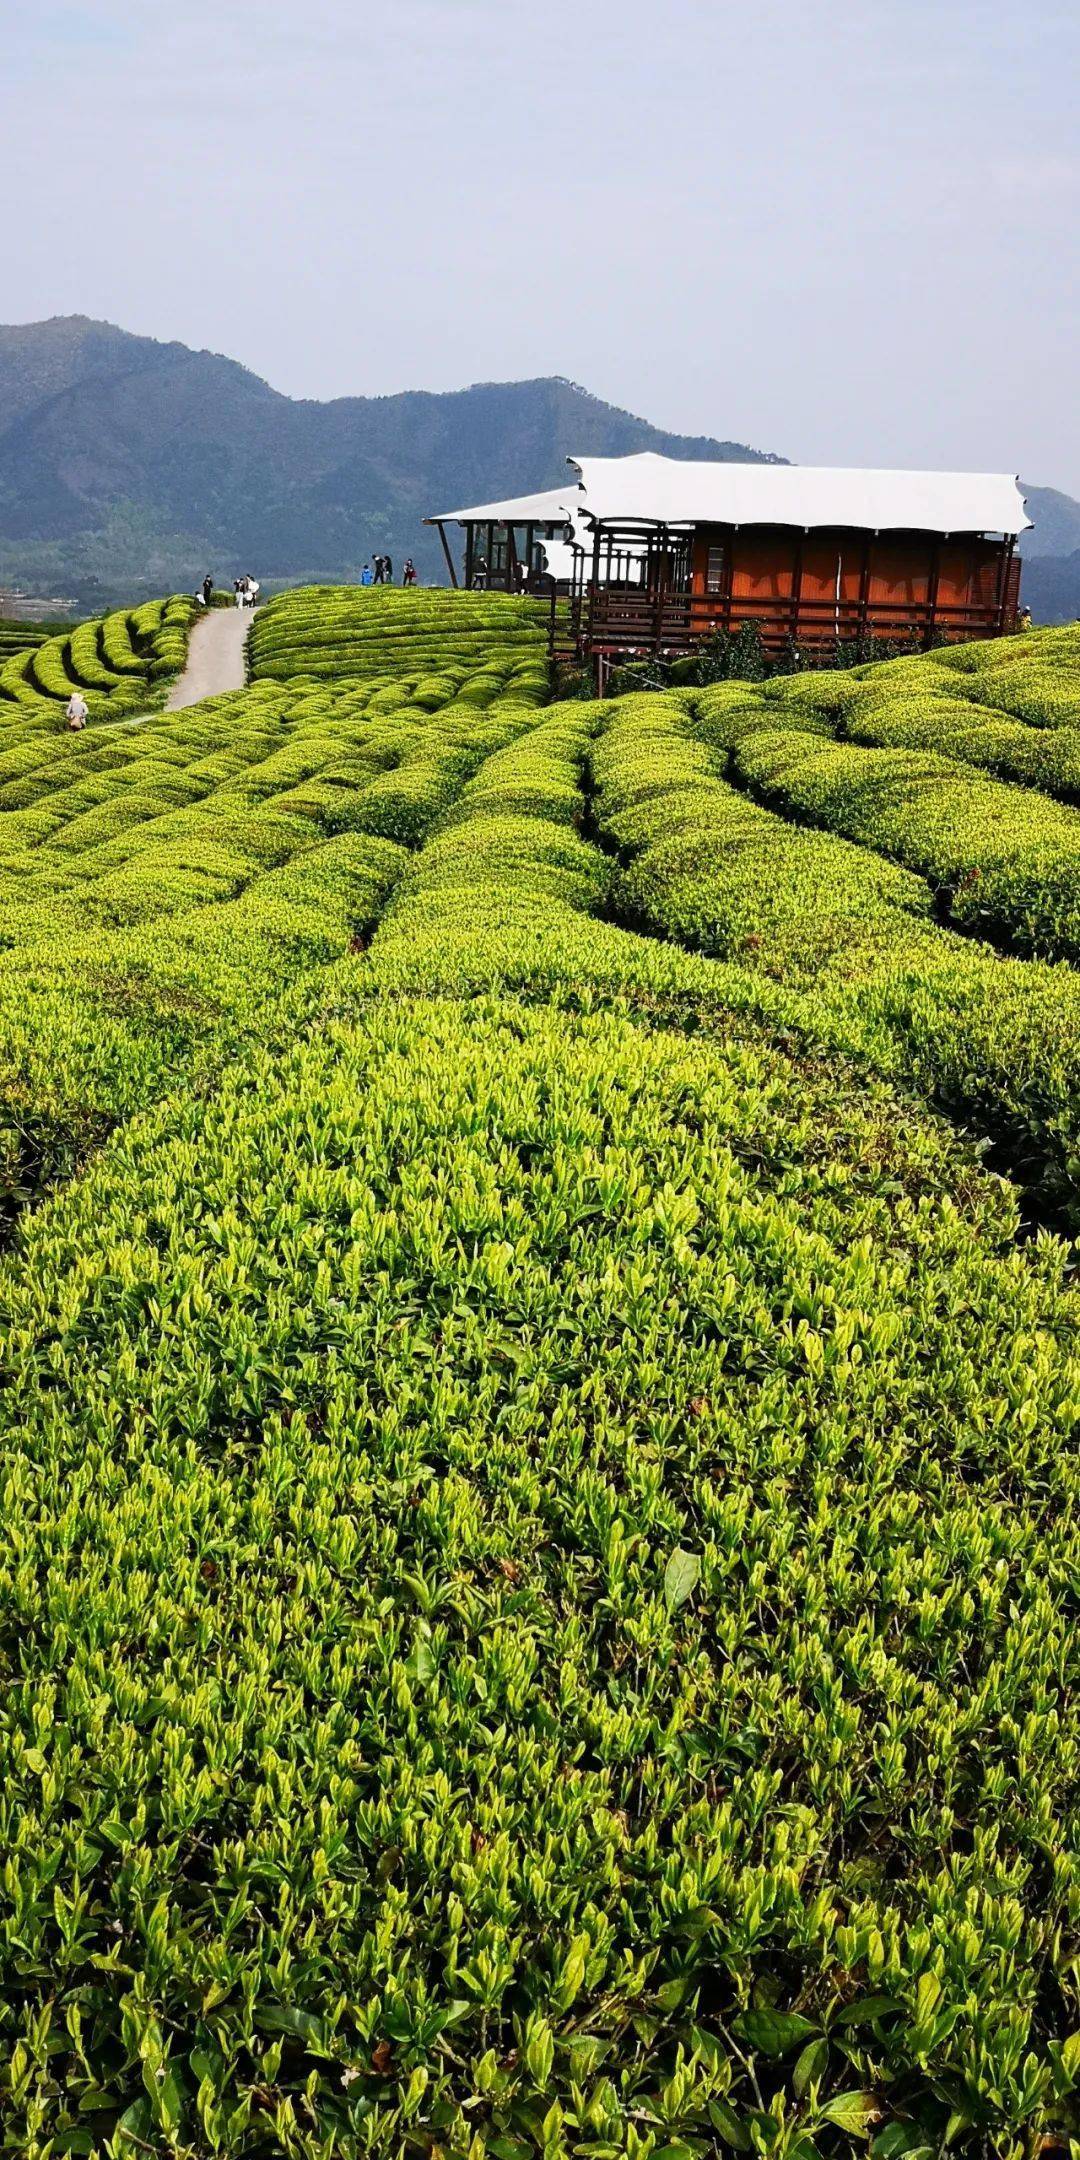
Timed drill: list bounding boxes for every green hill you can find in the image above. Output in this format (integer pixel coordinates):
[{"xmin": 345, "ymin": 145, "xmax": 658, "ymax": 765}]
[{"xmin": 0, "ymin": 316, "xmax": 779, "ymax": 606}]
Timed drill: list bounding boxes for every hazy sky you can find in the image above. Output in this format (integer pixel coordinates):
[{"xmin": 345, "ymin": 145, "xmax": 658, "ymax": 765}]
[{"xmin": 5, "ymin": 0, "xmax": 1079, "ymax": 489}]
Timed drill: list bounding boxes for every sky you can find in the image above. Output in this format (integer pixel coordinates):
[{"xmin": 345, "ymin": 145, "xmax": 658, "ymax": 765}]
[{"xmin": 4, "ymin": 0, "xmax": 1079, "ymax": 491}]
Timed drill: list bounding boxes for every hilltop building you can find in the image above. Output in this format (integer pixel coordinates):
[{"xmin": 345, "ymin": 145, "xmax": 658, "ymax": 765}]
[{"xmin": 425, "ymin": 454, "xmax": 1030, "ymax": 679}]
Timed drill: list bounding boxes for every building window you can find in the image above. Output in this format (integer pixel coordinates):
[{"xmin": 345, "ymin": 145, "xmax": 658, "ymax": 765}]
[{"xmin": 706, "ymin": 544, "xmax": 725, "ymax": 595}]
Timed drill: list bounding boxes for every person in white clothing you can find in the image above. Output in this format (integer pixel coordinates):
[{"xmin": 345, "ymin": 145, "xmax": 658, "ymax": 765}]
[
  {"xmin": 245, "ymin": 576, "xmax": 260, "ymax": 609},
  {"xmin": 235, "ymin": 577, "xmax": 248, "ymax": 608},
  {"xmin": 66, "ymin": 692, "xmax": 89, "ymax": 730}
]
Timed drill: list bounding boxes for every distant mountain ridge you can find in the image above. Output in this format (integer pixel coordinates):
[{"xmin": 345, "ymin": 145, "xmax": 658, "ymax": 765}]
[
  {"xmin": 0, "ymin": 315, "xmax": 1075, "ymax": 616},
  {"xmin": 0, "ymin": 317, "xmax": 778, "ymax": 605}
]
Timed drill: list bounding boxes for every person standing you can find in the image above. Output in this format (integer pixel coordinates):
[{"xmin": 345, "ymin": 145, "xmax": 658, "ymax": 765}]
[
  {"xmin": 1018, "ymin": 605, "xmax": 1033, "ymax": 631},
  {"xmin": 234, "ymin": 577, "xmax": 246, "ymax": 608},
  {"xmin": 66, "ymin": 690, "xmax": 89, "ymax": 730},
  {"xmin": 201, "ymin": 574, "xmax": 214, "ymax": 607},
  {"xmin": 402, "ymin": 558, "xmax": 417, "ymax": 586},
  {"xmin": 472, "ymin": 554, "xmax": 488, "ymax": 591},
  {"xmin": 383, "ymin": 556, "xmax": 393, "ymax": 585}
]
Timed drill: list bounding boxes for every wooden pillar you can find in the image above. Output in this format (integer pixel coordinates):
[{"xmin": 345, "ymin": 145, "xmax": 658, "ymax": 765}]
[
  {"xmin": 995, "ymin": 535, "xmax": 1015, "ymax": 631},
  {"xmin": 433, "ymin": 521, "xmax": 459, "ymax": 589},
  {"xmin": 858, "ymin": 536, "xmax": 872, "ymax": 641},
  {"xmin": 589, "ymin": 520, "xmax": 602, "ymax": 669},
  {"xmin": 723, "ymin": 527, "xmax": 736, "ymax": 631},
  {"xmin": 926, "ymin": 538, "xmax": 942, "ymax": 648},
  {"xmin": 791, "ymin": 534, "xmax": 804, "ymax": 646},
  {"xmin": 464, "ymin": 524, "xmax": 475, "ymax": 590}
]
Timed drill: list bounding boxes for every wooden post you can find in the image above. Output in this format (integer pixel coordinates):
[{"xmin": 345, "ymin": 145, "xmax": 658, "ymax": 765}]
[
  {"xmin": 590, "ymin": 519, "xmax": 602, "ymax": 661},
  {"xmin": 434, "ymin": 521, "xmax": 459, "ymax": 589},
  {"xmin": 995, "ymin": 534, "xmax": 1016, "ymax": 631},
  {"xmin": 858, "ymin": 536, "xmax": 872, "ymax": 642},
  {"xmin": 791, "ymin": 534, "xmax": 804, "ymax": 647},
  {"xmin": 654, "ymin": 524, "xmax": 667, "ymax": 655},
  {"xmin": 926, "ymin": 538, "xmax": 941, "ymax": 648},
  {"xmin": 464, "ymin": 524, "xmax": 475, "ymax": 590}
]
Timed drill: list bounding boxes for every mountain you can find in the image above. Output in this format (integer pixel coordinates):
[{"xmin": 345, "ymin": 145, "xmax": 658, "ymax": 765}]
[
  {"xmin": 1016, "ymin": 486, "xmax": 1080, "ymax": 622},
  {"xmin": 0, "ymin": 317, "xmax": 779, "ymax": 606},
  {"xmin": 1019, "ymin": 485, "xmax": 1080, "ymax": 559},
  {"xmin": 1019, "ymin": 550, "xmax": 1080, "ymax": 626},
  {"xmin": 1, "ymin": 316, "xmax": 1076, "ymax": 617}
]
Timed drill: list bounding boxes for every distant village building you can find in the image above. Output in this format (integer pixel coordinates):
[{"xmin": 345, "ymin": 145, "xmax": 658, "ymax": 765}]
[{"xmin": 425, "ymin": 454, "xmax": 1030, "ymax": 678}]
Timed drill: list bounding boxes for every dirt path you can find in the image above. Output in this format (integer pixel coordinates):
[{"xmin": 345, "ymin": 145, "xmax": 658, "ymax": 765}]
[
  {"xmin": 165, "ymin": 606, "xmax": 251, "ymax": 709},
  {"xmin": 95, "ymin": 606, "xmax": 253, "ymax": 733}
]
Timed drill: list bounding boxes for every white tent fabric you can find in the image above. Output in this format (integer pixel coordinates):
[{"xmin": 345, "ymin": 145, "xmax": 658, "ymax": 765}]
[
  {"xmin": 566, "ymin": 454, "xmax": 1031, "ymax": 537},
  {"xmin": 425, "ymin": 485, "xmax": 579, "ymax": 527},
  {"xmin": 535, "ymin": 521, "xmax": 650, "ymax": 584},
  {"xmin": 532, "ymin": 535, "xmax": 578, "ymax": 582}
]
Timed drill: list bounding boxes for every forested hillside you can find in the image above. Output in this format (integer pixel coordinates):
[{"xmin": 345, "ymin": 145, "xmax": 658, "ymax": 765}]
[{"xmin": 0, "ymin": 317, "xmax": 775, "ymax": 604}]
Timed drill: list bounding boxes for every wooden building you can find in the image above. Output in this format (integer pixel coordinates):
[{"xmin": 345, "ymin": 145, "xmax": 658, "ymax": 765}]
[{"xmin": 563, "ymin": 455, "xmax": 1029, "ymax": 678}]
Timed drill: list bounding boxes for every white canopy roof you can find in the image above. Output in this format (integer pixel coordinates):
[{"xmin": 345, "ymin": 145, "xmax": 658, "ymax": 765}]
[
  {"xmin": 566, "ymin": 454, "xmax": 1031, "ymax": 536},
  {"xmin": 425, "ymin": 485, "xmax": 579, "ymax": 526}
]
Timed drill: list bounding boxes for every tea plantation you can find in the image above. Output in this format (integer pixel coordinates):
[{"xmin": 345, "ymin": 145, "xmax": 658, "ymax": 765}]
[
  {"xmin": 3, "ymin": 587, "xmax": 1080, "ymax": 2160},
  {"xmin": 0, "ymin": 599, "xmax": 197, "ymax": 728}
]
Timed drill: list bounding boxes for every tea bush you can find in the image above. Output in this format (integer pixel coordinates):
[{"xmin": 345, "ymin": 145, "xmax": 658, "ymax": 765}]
[
  {"xmin": 753, "ymin": 626, "xmax": 1080, "ymax": 805},
  {"xmin": 733, "ymin": 725, "xmax": 1080, "ymax": 963},
  {"xmin": 249, "ymin": 585, "xmax": 551, "ymax": 703},
  {"xmin": 4, "ymin": 598, "xmax": 1080, "ymax": 2160},
  {"xmin": 0, "ymin": 596, "xmax": 196, "ymax": 727},
  {"xmin": 588, "ymin": 690, "xmax": 1080, "ymax": 1212}
]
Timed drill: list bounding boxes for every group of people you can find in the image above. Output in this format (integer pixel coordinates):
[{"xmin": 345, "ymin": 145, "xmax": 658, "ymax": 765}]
[
  {"xmin": 196, "ymin": 574, "xmax": 260, "ymax": 609},
  {"xmin": 469, "ymin": 554, "xmax": 530, "ymax": 593},
  {"xmin": 359, "ymin": 556, "xmax": 418, "ymax": 587}
]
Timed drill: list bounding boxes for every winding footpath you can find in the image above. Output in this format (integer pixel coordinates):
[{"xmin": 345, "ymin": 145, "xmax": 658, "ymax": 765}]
[
  {"xmin": 100, "ymin": 605, "xmax": 252, "ymax": 732},
  {"xmin": 165, "ymin": 605, "xmax": 251, "ymax": 708}
]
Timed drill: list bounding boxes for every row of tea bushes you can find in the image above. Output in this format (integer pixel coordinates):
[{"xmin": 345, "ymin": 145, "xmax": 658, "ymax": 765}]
[
  {"xmin": 0, "ymin": 588, "xmax": 559, "ymax": 1228},
  {"xmin": 249, "ymin": 585, "xmax": 551, "ymax": 703},
  {"xmin": 0, "ymin": 596, "xmax": 197, "ymax": 727},
  {"xmin": 5, "ymin": 690, "xmax": 1080, "ymax": 2157},
  {"xmin": 579, "ymin": 690, "xmax": 1080, "ymax": 1216},
  {"xmin": 740, "ymin": 625, "xmax": 1080, "ymax": 807},
  {"xmin": 840, "ymin": 694, "xmax": 1080, "ymax": 802},
  {"xmin": 731, "ymin": 722, "xmax": 1080, "ymax": 964},
  {"xmin": 0, "ymin": 617, "xmax": 66, "ymax": 660},
  {"xmin": 0, "ymin": 826, "xmax": 407, "ymax": 1235}
]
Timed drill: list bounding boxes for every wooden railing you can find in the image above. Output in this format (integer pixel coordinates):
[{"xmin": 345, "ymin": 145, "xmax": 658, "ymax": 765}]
[{"xmin": 583, "ymin": 585, "xmax": 1014, "ymax": 657}]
